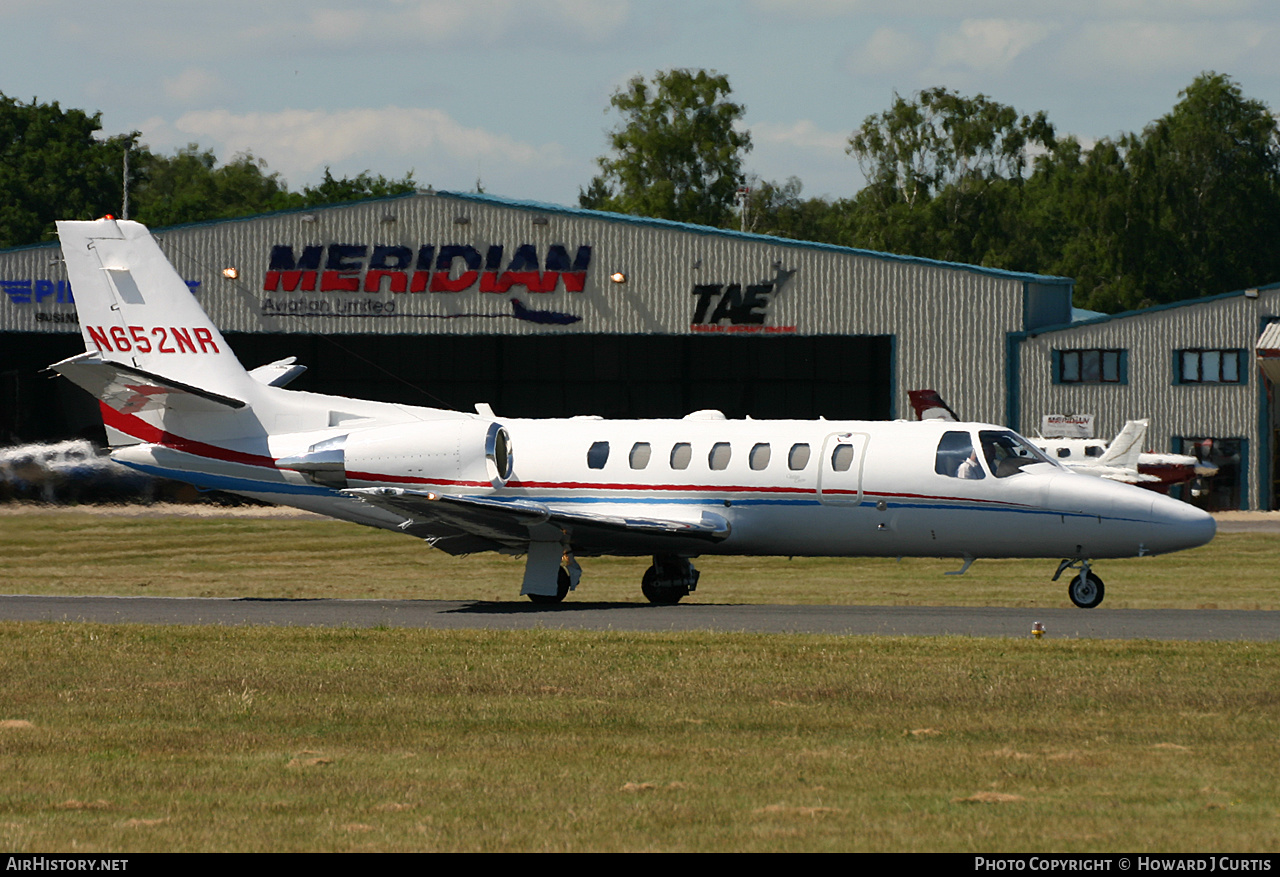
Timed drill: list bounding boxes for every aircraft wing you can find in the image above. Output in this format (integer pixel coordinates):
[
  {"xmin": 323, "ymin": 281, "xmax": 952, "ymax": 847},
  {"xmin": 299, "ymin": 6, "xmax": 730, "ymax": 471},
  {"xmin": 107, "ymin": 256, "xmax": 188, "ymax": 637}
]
[{"xmin": 342, "ymin": 487, "xmax": 731, "ymax": 556}]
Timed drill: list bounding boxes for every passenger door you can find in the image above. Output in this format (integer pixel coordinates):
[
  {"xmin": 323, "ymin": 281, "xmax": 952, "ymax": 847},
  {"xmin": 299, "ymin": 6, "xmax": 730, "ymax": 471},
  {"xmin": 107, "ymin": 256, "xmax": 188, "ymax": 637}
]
[{"xmin": 817, "ymin": 432, "xmax": 869, "ymax": 506}]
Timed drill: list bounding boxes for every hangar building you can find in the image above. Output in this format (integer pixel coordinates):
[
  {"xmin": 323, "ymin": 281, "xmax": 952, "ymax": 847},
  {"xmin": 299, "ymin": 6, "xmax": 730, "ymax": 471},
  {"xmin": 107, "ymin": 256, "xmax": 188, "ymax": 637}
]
[{"xmin": 0, "ymin": 190, "xmax": 1274, "ymax": 509}]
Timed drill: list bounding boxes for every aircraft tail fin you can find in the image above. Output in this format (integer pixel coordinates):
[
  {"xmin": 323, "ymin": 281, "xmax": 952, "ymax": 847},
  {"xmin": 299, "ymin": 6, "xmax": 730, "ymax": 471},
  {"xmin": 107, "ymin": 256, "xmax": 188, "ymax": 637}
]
[
  {"xmin": 53, "ymin": 218, "xmax": 253, "ymax": 413},
  {"xmin": 907, "ymin": 389, "xmax": 959, "ymax": 422},
  {"xmin": 1099, "ymin": 418, "xmax": 1149, "ymax": 469}
]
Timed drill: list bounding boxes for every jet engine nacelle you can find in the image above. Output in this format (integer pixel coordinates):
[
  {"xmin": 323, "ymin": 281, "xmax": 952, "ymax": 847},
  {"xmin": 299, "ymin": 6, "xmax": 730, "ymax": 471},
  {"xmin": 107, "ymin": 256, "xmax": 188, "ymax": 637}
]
[{"xmin": 279, "ymin": 419, "xmax": 513, "ymax": 490}]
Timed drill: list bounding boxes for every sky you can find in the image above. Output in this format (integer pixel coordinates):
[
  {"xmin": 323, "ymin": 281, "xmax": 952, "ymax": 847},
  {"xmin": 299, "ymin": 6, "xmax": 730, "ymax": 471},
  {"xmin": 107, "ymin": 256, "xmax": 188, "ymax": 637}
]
[{"xmin": 4, "ymin": 1, "xmax": 1279, "ymax": 208}]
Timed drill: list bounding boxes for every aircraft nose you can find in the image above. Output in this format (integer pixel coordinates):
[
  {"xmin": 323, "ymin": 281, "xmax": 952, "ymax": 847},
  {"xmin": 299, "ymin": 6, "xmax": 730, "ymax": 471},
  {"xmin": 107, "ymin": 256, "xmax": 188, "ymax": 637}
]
[{"xmin": 1149, "ymin": 492, "xmax": 1216, "ymax": 551}]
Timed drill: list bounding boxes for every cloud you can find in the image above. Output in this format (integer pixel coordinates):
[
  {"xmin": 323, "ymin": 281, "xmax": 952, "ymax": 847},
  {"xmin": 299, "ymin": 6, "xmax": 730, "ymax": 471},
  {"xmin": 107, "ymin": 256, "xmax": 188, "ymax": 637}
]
[
  {"xmin": 139, "ymin": 106, "xmax": 572, "ymax": 194},
  {"xmin": 294, "ymin": 0, "xmax": 631, "ymax": 47},
  {"xmin": 934, "ymin": 19, "xmax": 1053, "ymax": 72},
  {"xmin": 752, "ymin": 119, "xmax": 848, "ymax": 153},
  {"xmin": 162, "ymin": 68, "xmax": 227, "ymax": 104},
  {"xmin": 847, "ymin": 27, "xmax": 927, "ymax": 76},
  {"xmin": 1064, "ymin": 18, "xmax": 1275, "ymax": 75}
]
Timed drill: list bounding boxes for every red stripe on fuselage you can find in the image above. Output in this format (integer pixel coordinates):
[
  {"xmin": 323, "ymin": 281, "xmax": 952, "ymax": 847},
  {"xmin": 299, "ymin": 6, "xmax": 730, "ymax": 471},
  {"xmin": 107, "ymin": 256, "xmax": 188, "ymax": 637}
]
[{"xmin": 98, "ymin": 405, "xmax": 1029, "ymax": 508}]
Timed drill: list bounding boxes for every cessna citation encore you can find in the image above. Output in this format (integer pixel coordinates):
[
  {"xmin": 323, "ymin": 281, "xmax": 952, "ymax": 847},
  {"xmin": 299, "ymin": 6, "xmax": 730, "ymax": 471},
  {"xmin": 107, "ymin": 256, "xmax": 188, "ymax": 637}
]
[{"xmin": 47, "ymin": 219, "xmax": 1216, "ymax": 608}]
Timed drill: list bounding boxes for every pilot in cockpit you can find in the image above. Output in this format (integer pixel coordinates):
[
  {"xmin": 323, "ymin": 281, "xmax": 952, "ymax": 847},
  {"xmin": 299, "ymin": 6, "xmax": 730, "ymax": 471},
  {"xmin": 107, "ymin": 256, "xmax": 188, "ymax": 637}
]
[{"xmin": 957, "ymin": 449, "xmax": 984, "ymax": 479}]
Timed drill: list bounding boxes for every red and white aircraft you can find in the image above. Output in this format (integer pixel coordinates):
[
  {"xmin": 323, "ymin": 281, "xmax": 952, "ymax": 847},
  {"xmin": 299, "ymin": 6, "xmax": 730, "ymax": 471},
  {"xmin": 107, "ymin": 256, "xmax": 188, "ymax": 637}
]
[{"xmin": 48, "ymin": 220, "xmax": 1216, "ymax": 608}]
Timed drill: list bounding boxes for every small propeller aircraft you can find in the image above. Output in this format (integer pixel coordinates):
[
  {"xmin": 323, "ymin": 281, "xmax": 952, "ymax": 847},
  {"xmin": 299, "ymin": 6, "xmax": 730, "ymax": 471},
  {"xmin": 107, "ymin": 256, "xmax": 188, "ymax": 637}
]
[
  {"xmin": 909, "ymin": 389, "xmax": 1219, "ymax": 493},
  {"xmin": 47, "ymin": 219, "xmax": 1216, "ymax": 608}
]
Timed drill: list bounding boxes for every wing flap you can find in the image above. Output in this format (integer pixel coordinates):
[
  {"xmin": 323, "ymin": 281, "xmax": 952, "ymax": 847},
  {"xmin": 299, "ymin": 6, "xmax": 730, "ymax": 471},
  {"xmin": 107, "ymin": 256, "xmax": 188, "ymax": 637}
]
[{"xmin": 342, "ymin": 487, "xmax": 731, "ymax": 555}]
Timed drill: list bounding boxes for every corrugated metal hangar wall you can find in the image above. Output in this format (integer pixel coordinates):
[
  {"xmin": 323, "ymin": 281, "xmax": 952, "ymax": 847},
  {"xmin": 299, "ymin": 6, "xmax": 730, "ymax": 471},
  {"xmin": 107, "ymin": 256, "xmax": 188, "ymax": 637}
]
[
  {"xmin": 1, "ymin": 190, "xmax": 1070, "ymax": 448},
  {"xmin": 1016, "ymin": 286, "xmax": 1280, "ymax": 511}
]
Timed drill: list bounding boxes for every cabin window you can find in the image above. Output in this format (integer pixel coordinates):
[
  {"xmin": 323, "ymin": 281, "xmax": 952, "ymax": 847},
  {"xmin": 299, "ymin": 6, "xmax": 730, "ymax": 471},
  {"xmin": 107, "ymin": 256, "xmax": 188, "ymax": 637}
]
[
  {"xmin": 670, "ymin": 443, "xmax": 692, "ymax": 469},
  {"xmin": 936, "ymin": 431, "xmax": 984, "ymax": 479},
  {"xmin": 788, "ymin": 443, "xmax": 810, "ymax": 470},
  {"xmin": 1055, "ymin": 349, "xmax": 1126, "ymax": 384},
  {"xmin": 1056, "ymin": 448, "xmax": 1071, "ymax": 459},
  {"xmin": 749, "ymin": 443, "xmax": 771, "ymax": 470},
  {"xmin": 629, "ymin": 442, "xmax": 651, "ymax": 469},
  {"xmin": 587, "ymin": 441, "xmax": 609, "ymax": 469},
  {"xmin": 709, "ymin": 442, "xmax": 732, "ymax": 470},
  {"xmin": 1177, "ymin": 349, "xmax": 1243, "ymax": 384},
  {"xmin": 979, "ymin": 430, "xmax": 1052, "ymax": 478},
  {"xmin": 831, "ymin": 444, "xmax": 854, "ymax": 472},
  {"xmin": 1084, "ymin": 445, "xmax": 1104, "ymax": 458}
]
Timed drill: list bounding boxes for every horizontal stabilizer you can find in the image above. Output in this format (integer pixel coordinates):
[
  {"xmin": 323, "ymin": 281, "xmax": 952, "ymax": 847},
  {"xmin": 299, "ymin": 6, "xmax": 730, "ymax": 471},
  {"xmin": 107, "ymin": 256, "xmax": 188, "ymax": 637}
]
[{"xmin": 48, "ymin": 352, "xmax": 245, "ymax": 414}]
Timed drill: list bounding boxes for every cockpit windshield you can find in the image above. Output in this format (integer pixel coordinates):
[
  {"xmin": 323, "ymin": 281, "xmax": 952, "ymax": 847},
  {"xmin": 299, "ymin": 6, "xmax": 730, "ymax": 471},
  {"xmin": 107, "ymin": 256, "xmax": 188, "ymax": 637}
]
[
  {"xmin": 979, "ymin": 430, "xmax": 1054, "ymax": 477},
  {"xmin": 937, "ymin": 429, "xmax": 1055, "ymax": 480}
]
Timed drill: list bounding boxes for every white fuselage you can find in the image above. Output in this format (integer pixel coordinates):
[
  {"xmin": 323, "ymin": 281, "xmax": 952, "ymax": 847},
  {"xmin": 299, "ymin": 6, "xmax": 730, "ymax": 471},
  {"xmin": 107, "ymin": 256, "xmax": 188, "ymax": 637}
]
[{"xmin": 108, "ymin": 396, "xmax": 1216, "ymax": 564}]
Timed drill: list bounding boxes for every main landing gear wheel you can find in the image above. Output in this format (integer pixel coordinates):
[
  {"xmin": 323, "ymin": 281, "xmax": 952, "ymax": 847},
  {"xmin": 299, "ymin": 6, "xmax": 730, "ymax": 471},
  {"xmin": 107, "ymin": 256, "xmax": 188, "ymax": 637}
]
[
  {"xmin": 641, "ymin": 556, "xmax": 699, "ymax": 605},
  {"xmin": 1068, "ymin": 571, "xmax": 1105, "ymax": 609},
  {"xmin": 527, "ymin": 567, "xmax": 572, "ymax": 605}
]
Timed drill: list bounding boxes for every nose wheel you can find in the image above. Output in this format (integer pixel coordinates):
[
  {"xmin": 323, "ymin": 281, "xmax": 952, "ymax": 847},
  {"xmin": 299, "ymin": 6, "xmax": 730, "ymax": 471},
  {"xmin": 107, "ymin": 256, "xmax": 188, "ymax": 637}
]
[
  {"xmin": 1053, "ymin": 559, "xmax": 1105, "ymax": 609},
  {"xmin": 1067, "ymin": 571, "xmax": 1105, "ymax": 609}
]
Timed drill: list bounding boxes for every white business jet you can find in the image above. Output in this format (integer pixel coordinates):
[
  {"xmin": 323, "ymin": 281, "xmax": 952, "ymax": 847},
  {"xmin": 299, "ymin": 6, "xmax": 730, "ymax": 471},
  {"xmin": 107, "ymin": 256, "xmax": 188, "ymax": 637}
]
[{"xmin": 47, "ymin": 219, "xmax": 1215, "ymax": 608}]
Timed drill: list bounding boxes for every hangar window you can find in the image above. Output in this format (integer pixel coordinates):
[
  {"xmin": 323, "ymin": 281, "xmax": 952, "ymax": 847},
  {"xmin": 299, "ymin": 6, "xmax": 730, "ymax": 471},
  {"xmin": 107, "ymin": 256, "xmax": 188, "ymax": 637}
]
[
  {"xmin": 670, "ymin": 443, "xmax": 692, "ymax": 470},
  {"xmin": 709, "ymin": 442, "xmax": 732, "ymax": 470},
  {"xmin": 788, "ymin": 443, "xmax": 811, "ymax": 470},
  {"xmin": 1056, "ymin": 349, "xmax": 1126, "ymax": 384},
  {"xmin": 749, "ymin": 443, "xmax": 771, "ymax": 470},
  {"xmin": 587, "ymin": 441, "xmax": 610, "ymax": 469},
  {"xmin": 1176, "ymin": 349, "xmax": 1243, "ymax": 384},
  {"xmin": 629, "ymin": 442, "xmax": 652, "ymax": 469}
]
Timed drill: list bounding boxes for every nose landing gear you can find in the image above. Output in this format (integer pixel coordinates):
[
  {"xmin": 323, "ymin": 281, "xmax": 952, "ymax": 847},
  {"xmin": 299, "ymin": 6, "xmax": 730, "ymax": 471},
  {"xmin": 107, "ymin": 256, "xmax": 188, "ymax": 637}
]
[{"xmin": 1052, "ymin": 558, "xmax": 1106, "ymax": 609}]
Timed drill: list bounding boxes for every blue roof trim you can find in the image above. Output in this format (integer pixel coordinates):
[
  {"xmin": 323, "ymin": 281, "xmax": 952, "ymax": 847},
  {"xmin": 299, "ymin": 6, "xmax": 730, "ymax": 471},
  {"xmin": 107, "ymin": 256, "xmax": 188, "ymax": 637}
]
[
  {"xmin": 1026, "ymin": 280, "xmax": 1280, "ymax": 336},
  {"xmin": 435, "ymin": 190, "xmax": 1073, "ymax": 285}
]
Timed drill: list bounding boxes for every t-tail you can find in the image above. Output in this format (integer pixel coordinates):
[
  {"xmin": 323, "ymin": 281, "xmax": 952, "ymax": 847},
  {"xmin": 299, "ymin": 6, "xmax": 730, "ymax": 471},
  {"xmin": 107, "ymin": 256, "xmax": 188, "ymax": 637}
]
[{"xmin": 49, "ymin": 218, "xmax": 259, "ymax": 445}]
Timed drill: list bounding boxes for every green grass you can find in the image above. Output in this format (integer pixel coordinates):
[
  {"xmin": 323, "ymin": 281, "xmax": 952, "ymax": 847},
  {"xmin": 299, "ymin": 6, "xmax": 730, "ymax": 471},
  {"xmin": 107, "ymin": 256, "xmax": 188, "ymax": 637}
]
[
  {"xmin": 1, "ymin": 625, "xmax": 1277, "ymax": 852},
  {"xmin": 0, "ymin": 508, "xmax": 1273, "ymax": 609},
  {"xmin": 0, "ymin": 507, "xmax": 1276, "ymax": 851}
]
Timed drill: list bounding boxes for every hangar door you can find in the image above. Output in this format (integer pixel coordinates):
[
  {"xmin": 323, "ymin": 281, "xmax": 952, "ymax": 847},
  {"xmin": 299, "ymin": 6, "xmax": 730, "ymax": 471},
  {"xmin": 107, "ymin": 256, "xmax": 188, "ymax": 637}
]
[{"xmin": 227, "ymin": 333, "xmax": 895, "ymax": 422}]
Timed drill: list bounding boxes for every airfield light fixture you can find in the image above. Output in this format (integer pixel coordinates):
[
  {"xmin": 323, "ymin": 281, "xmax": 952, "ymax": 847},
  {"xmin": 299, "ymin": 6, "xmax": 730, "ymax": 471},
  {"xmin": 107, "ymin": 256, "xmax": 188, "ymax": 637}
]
[
  {"xmin": 222, "ymin": 268, "xmax": 239, "ymax": 280},
  {"xmin": 610, "ymin": 272, "xmax": 627, "ymax": 284}
]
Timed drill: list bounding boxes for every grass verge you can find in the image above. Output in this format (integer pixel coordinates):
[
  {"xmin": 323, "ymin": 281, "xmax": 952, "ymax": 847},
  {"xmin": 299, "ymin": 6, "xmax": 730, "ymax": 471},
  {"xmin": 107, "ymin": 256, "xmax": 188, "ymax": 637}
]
[
  {"xmin": 0, "ymin": 509, "xmax": 1273, "ymax": 609},
  {"xmin": 1, "ymin": 624, "xmax": 1277, "ymax": 852}
]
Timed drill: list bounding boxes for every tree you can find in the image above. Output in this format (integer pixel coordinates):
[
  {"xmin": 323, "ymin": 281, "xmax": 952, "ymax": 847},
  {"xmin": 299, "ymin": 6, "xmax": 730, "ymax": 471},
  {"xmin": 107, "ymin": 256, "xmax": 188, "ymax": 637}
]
[
  {"xmin": 580, "ymin": 69, "xmax": 751, "ymax": 227},
  {"xmin": 297, "ymin": 167, "xmax": 417, "ymax": 205},
  {"xmin": 131, "ymin": 150, "xmax": 417, "ymax": 229},
  {"xmin": 0, "ymin": 93, "xmax": 123, "ymax": 248},
  {"xmin": 130, "ymin": 145, "xmax": 294, "ymax": 227},
  {"xmin": 844, "ymin": 88, "xmax": 1054, "ymax": 266},
  {"xmin": 739, "ymin": 176, "xmax": 847, "ymax": 244},
  {"xmin": 1131, "ymin": 72, "xmax": 1280, "ymax": 304},
  {"xmin": 1021, "ymin": 73, "xmax": 1280, "ymax": 311},
  {"xmin": 848, "ymin": 87, "xmax": 1054, "ymax": 209}
]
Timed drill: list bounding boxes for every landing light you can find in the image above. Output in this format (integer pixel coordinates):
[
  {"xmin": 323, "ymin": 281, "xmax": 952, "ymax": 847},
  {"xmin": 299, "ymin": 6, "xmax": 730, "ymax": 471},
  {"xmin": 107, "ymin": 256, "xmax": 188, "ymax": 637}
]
[
  {"xmin": 221, "ymin": 267, "xmax": 239, "ymax": 280},
  {"xmin": 610, "ymin": 272, "xmax": 627, "ymax": 284}
]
